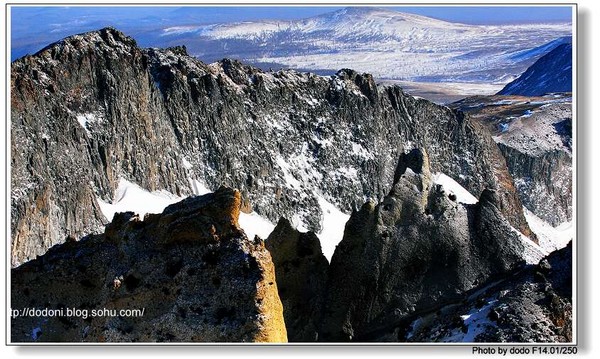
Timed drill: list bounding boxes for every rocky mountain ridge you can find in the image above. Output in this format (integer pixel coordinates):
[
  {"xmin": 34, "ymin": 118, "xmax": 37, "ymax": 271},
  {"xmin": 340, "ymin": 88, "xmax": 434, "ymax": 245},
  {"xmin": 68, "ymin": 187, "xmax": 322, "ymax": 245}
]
[
  {"xmin": 11, "ymin": 151, "xmax": 570, "ymax": 343},
  {"xmin": 11, "ymin": 27, "xmax": 533, "ymax": 266}
]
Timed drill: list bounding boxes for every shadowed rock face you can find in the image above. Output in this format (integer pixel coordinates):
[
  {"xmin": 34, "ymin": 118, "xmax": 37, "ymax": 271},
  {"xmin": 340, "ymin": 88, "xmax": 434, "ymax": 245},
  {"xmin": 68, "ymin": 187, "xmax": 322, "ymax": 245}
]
[
  {"xmin": 482, "ymin": 243, "xmax": 572, "ymax": 342},
  {"xmin": 405, "ymin": 243, "xmax": 572, "ymax": 343},
  {"xmin": 319, "ymin": 149, "xmax": 525, "ymax": 341},
  {"xmin": 266, "ymin": 218, "xmax": 329, "ymax": 342},
  {"xmin": 11, "ymin": 187, "xmax": 287, "ymax": 343},
  {"xmin": 11, "ymin": 27, "xmax": 531, "ymax": 267}
]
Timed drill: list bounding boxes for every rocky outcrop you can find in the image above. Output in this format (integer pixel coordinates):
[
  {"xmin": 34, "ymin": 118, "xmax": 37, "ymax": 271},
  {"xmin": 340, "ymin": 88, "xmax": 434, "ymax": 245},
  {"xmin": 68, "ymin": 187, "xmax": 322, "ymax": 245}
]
[
  {"xmin": 11, "ymin": 187, "xmax": 287, "ymax": 343},
  {"xmin": 11, "ymin": 27, "xmax": 532, "ymax": 267},
  {"xmin": 319, "ymin": 149, "xmax": 526, "ymax": 341},
  {"xmin": 404, "ymin": 242, "xmax": 572, "ymax": 343},
  {"xmin": 493, "ymin": 103, "xmax": 572, "ymax": 226},
  {"xmin": 266, "ymin": 218, "xmax": 329, "ymax": 342}
]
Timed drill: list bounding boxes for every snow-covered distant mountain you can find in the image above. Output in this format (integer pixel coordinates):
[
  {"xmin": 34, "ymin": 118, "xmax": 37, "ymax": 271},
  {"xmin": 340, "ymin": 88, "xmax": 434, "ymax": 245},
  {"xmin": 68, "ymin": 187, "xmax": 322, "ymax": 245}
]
[
  {"xmin": 164, "ymin": 7, "xmax": 470, "ymax": 39},
  {"xmin": 159, "ymin": 7, "xmax": 571, "ymax": 84},
  {"xmin": 507, "ymin": 35, "xmax": 570, "ymax": 62}
]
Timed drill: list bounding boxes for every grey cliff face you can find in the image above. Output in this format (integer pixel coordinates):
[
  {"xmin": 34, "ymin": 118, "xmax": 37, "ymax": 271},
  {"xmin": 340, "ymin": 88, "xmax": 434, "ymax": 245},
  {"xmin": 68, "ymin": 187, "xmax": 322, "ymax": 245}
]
[
  {"xmin": 11, "ymin": 187, "xmax": 287, "ymax": 343},
  {"xmin": 11, "ymin": 27, "xmax": 532, "ymax": 267},
  {"xmin": 11, "ymin": 28, "xmax": 190, "ymax": 266},
  {"xmin": 497, "ymin": 144, "xmax": 572, "ymax": 226},
  {"xmin": 451, "ymin": 95, "xmax": 572, "ymax": 226},
  {"xmin": 493, "ymin": 103, "xmax": 572, "ymax": 226},
  {"xmin": 319, "ymin": 149, "xmax": 526, "ymax": 341}
]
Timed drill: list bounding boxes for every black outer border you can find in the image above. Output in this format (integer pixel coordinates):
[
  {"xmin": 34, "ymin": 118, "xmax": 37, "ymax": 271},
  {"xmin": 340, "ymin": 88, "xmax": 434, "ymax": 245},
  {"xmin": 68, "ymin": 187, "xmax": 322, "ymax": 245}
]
[{"xmin": 4, "ymin": 1, "xmax": 579, "ymax": 348}]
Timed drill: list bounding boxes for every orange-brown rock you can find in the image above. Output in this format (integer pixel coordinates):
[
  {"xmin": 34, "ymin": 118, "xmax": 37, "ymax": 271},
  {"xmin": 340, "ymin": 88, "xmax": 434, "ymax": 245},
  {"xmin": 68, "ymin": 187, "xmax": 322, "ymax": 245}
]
[{"xmin": 11, "ymin": 187, "xmax": 287, "ymax": 343}]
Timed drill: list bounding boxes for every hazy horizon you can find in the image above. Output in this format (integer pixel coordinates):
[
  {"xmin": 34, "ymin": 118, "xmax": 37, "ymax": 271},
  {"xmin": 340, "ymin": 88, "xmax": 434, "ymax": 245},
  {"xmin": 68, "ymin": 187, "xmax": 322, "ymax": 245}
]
[{"xmin": 10, "ymin": 5, "xmax": 573, "ymax": 61}]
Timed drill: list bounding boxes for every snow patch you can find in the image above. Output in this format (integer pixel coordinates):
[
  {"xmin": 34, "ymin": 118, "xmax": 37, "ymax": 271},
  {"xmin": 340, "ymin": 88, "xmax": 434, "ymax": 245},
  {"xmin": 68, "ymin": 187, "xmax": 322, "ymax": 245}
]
[
  {"xmin": 97, "ymin": 178, "xmax": 181, "ymax": 222},
  {"xmin": 275, "ymin": 155, "xmax": 302, "ymax": 189},
  {"xmin": 275, "ymin": 145, "xmax": 323, "ymax": 192},
  {"xmin": 290, "ymin": 213, "xmax": 309, "ymax": 233},
  {"xmin": 520, "ymin": 109, "xmax": 534, "ymax": 118},
  {"xmin": 312, "ymin": 134, "xmax": 333, "ymax": 148},
  {"xmin": 263, "ymin": 114, "xmax": 287, "ymax": 131},
  {"xmin": 336, "ymin": 166, "xmax": 358, "ymax": 181},
  {"xmin": 97, "ymin": 177, "xmax": 276, "ymax": 243},
  {"xmin": 188, "ymin": 178, "xmax": 211, "ymax": 196},
  {"xmin": 441, "ymin": 300, "xmax": 499, "ymax": 342},
  {"xmin": 238, "ymin": 211, "xmax": 276, "ymax": 241},
  {"xmin": 162, "ymin": 25, "xmax": 210, "ymax": 36},
  {"xmin": 181, "ymin": 157, "xmax": 193, "ymax": 170},
  {"xmin": 351, "ymin": 142, "xmax": 374, "ymax": 159},
  {"xmin": 433, "ymin": 172, "xmax": 478, "ymax": 204},
  {"xmin": 316, "ymin": 195, "xmax": 351, "ymax": 261},
  {"xmin": 76, "ymin": 112, "xmax": 104, "ymax": 137},
  {"xmin": 524, "ymin": 207, "xmax": 573, "ymax": 253}
]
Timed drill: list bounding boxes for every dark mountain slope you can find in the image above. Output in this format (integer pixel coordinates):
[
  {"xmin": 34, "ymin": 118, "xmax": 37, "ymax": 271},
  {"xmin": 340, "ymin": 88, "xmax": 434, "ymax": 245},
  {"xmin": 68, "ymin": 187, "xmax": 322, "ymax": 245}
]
[
  {"xmin": 498, "ymin": 42, "xmax": 572, "ymax": 96},
  {"xmin": 405, "ymin": 242, "xmax": 572, "ymax": 343}
]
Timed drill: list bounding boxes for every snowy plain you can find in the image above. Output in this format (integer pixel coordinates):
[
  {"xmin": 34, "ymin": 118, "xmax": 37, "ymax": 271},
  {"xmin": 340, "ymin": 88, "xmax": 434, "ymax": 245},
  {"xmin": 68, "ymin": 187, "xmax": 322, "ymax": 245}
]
[{"xmin": 159, "ymin": 7, "xmax": 571, "ymax": 88}]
